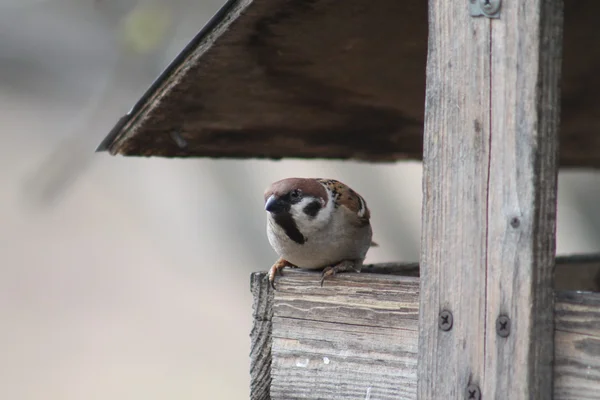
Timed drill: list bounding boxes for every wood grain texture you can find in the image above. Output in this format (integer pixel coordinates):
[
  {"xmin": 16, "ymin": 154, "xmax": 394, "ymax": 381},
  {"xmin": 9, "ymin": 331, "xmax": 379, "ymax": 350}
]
[
  {"xmin": 418, "ymin": 0, "xmax": 491, "ymax": 397},
  {"xmin": 554, "ymin": 291, "xmax": 600, "ymax": 399},
  {"xmin": 101, "ymin": 0, "xmax": 427, "ymax": 161},
  {"xmin": 100, "ymin": 0, "xmax": 600, "ymax": 169},
  {"xmin": 418, "ymin": 0, "xmax": 562, "ymax": 398},
  {"xmin": 270, "ymin": 270, "xmax": 419, "ymax": 400},
  {"xmin": 250, "ymin": 272, "xmax": 273, "ymax": 400},
  {"xmin": 485, "ymin": 0, "xmax": 563, "ymax": 398},
  {"xmin": 250, "ymin": 268, "xmax": 600, "ymax": 399}
]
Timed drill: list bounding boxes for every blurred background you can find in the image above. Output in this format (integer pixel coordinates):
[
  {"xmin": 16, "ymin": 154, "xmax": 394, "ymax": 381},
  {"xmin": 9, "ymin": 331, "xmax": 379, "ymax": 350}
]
[{"xmin": 1, "ymin": 0, "xmax": 599, "ymax": 399}]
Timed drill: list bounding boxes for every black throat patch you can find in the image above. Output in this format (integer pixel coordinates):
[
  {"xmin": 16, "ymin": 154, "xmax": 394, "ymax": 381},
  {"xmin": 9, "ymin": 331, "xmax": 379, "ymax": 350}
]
[{"xmin": 273, "ymin": 213, "xmax": 306, "ymax": 245}]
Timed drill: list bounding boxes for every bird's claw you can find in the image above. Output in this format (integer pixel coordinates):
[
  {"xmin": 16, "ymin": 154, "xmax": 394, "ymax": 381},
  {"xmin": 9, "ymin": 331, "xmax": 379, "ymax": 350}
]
[
  {"xmin": 268, "ymin": 258, "xmax": 294, "ymax": 290},
  {"xmin": 320, "ymin": 260, "xmax": 360, "ymax": 287},
  {"xmin": 320, "ymin": 267, "xmax": 335, "ymax": 287}
]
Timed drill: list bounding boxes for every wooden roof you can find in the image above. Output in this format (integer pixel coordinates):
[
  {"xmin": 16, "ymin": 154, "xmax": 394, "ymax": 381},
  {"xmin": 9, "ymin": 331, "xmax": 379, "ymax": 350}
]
[{"xmin": 98, "ymin": 0, "xmax": 600, "ymax": 168}]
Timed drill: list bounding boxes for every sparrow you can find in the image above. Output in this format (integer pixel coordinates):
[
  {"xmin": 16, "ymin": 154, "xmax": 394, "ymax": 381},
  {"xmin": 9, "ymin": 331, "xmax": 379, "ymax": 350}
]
[{"xmin": 264, "ymin": 178, "xmax": 374, "ymax": 288}]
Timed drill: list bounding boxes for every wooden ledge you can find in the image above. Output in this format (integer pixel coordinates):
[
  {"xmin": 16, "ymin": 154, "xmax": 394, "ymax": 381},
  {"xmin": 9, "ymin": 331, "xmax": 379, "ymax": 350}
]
[
  {"xmin": 250, "ymin": 257, "xmax": 600, "ymax": 399},
  {"xmin": 100, "ymin": 0, "xmax": 600, "ymax": 168}
]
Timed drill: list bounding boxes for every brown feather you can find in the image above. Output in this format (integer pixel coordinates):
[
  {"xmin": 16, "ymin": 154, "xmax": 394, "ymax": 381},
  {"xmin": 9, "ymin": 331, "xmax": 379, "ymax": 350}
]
[
  {"xmin": 264, "ymin": 178, "xmax": 328, "ymax": 203},
  {"xmin": 315, "ymin": 178, "xmax": 371, "ymax": 224}
]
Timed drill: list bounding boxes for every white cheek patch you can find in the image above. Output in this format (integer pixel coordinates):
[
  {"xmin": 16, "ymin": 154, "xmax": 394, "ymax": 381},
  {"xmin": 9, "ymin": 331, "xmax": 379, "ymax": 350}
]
[
  {"xmin": 291, "ymin": 197, "xmax": 321, "ymax": 218},
  {"xmin": 290, "ymin": 196, "xmax": 334, "ymax": 232}
]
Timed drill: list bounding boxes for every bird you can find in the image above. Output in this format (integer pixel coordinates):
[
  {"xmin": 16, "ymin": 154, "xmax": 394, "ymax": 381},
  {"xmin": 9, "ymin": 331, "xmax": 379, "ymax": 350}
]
[{"xmin": 264, "ymin": 177, "xmax": 375, "ymax": 288}]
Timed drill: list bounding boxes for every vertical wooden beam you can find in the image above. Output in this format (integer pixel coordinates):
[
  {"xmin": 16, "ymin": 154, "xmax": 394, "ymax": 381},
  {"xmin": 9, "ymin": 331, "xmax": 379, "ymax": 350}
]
[
  {"xmin": 485, "ymin": 1, "xmax": 563, "ymax": 397},
  {"xmin": 418, "ymin": 0, "xmax": 563, "ymax": 399},
  {"xmin": 418, "ymin": 2, "xmax": 490, "ymax": 396}
]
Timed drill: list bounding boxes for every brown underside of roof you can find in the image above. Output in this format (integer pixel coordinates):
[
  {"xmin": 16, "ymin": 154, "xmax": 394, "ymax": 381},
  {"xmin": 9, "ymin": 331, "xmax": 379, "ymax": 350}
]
[{"xmin": 100, "ymin": 0, "xmax": 600, "ymax": 168}]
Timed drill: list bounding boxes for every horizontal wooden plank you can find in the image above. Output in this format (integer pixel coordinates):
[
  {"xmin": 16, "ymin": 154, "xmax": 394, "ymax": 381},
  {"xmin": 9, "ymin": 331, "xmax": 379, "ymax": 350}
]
[
  {"xmin": 100, "ymin": 0, "xmax": 600, "ymax": 169},
  {"xmin": 270, "ymin": 271, "xmax": 419, "ymax": 400},
  {"xmin": 554, "ymin": 291, "xmax": 600, "ymax": 399},
  {"xmin": 250, "ymin": 264, "xmax": 600, "ymax": 399}
]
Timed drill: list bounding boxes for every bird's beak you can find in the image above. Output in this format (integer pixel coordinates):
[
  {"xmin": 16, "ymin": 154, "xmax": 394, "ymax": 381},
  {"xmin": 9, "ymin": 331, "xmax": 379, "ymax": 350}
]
[{"xmin": 265, "ymin": 195, "xmax": 285, "ymax": 213}]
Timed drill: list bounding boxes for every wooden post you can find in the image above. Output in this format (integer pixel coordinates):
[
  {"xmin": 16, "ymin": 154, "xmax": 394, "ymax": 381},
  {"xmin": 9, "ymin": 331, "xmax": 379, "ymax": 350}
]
[
  {"xmin": 418, "ymin": 0, "xmax": 563, "ymax": 399},
  {"xmin": 250, "ymin": 272, "xmax": 274, "ymax": 400}
]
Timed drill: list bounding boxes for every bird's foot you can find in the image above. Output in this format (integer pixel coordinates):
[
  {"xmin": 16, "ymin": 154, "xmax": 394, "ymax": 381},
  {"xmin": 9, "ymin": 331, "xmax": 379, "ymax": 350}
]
[
  {"xmin": 320, "ymin": 259, "xmax": 362, "ymax": 287},
  {"xmin": 268, "ymin": 258, "xmax": 295, "ymax": 290}
]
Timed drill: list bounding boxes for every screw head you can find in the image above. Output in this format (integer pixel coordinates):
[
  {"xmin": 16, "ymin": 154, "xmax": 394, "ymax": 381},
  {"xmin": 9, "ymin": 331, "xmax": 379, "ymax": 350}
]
[
  {"xmin": 439, "ymin": 310, "xmax": 453, "ymax": 331},
  {"xmin": 466, "ymin": 384, "xmax": 481, "ymax": 400},
  {"xmin": 479, "ymin": 0, "xmax": 501, "ymax": 15},
  {"xmin": 496, "ymin": 315, "xmax": 511, "ymax": 337}
]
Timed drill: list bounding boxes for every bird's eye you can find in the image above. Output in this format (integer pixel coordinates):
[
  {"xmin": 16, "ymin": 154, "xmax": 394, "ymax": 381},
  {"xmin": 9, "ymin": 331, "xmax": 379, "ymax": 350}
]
[{"xmin": 290, "ymin": 189, "xmax": 301, "ymax": 200}]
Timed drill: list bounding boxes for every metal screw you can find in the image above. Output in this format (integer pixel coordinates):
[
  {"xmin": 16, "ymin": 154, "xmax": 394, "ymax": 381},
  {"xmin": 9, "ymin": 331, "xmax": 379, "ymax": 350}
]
[
  {"xmin": 466, "ymin": 384, "xmax": 481, "ymax": 400},
  {"xmin": 496, "ymin": 315, "xmax": 511, "ymax": 337},
  {"xmin": 479, "ymin": 0, "xmax": 501, "ymax": 15},
  {"xmin": 439, "ymin": 310, "xmax": 453, "ymax": 331}
]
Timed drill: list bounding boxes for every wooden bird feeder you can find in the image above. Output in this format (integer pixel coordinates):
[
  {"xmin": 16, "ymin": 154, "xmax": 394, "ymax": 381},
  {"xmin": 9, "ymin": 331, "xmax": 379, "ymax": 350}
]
[{"xmin": 99, "ymin": 0, "xmax": 600, "ymax": 398}]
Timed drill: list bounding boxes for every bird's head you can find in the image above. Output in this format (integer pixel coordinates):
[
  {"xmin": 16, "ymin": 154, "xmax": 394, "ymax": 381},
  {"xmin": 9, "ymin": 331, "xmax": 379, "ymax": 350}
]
[{"xmin": 264, "ymin": 178, "xmax": 329, "ymax": 222}]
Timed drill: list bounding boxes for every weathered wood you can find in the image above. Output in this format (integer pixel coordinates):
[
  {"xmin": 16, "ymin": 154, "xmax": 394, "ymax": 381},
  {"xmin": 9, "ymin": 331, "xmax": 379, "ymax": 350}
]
[
  {"xmin": 99, "ymin": 0, "xmax": 426, "ymax": 161},
  {"xmin": 269, "ymin": 270, "xmax": 419, "ymax": 400},
  {"xmin": 418, "ymin": 0, "xmax": 562, "ymax": 398},
  {"xmin": 250, "ymin": 268, "xmax": 600, "ymax": 399},
  {"xmin": 418, "ymin": 0, "xmax": 491, "ymax": 396},
  {"xmin": 554, "ymin": 291, "xmax": 600, "ymax": 399},
  {"xmin": 99, "ymin": 0, "xmax": 600, "ymax": 169},
  {"xmin": 485, "ymin": 0, "xmax": 563, "ymax": 397},
  {"xmin": 250, "ymin": 272, "xmax": 273, "ymax": 400}
]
